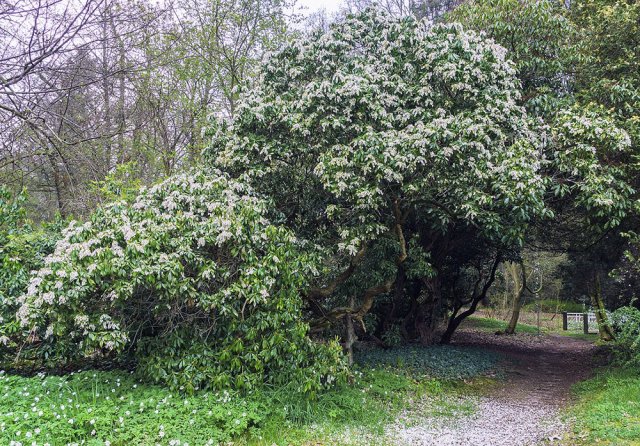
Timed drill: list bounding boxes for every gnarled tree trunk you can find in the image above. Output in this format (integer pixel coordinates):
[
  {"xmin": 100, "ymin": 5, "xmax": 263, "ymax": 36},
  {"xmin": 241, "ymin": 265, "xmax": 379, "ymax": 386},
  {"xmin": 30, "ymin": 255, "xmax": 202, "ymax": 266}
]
[{"xmin": 440, "ymin": 254, "xmax": 501, "ymax": 344}]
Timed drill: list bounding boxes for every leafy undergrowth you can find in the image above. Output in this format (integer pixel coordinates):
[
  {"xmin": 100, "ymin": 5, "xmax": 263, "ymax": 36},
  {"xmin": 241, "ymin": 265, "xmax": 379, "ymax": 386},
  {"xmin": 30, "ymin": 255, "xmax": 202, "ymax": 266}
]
[
  {"xmin": 355, "ymin": 344, "xmax": 502, "ymax": 379},
  {"xmin": 463, "ymin": 316, "xmax": 542, "ymax": 334},
  {"xmin": 0, "ymin": 345, "xmax": 501, "ymax": 446},
  {"xmin": 567, "ymin": 366, "xmax": 640, "ymax": 445}
]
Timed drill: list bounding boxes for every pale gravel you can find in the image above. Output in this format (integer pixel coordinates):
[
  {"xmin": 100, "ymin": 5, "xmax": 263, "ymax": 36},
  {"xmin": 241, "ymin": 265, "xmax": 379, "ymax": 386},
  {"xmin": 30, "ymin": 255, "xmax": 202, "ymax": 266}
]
[
  {"xmin": 387, "ymin": 397, "xmax": 568, "ymax": 446},
  {"xmin": 381, "ymin": 328, "xmax": 597, "ymax": 446}
]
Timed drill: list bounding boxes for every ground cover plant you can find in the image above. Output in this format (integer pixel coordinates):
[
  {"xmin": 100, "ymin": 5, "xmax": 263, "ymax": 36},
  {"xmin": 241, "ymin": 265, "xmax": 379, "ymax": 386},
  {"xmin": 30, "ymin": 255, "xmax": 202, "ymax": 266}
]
[
  {"xmin": 0, "ymin": 345, "xmax": 498, "ymax": 446},
  {"xmin": 569, "ymin": 367, "xmax": 640, "ymax": 445},
  {"xmin": 355, "ymin": 345, "xmax": 502, "ymax": 379}
]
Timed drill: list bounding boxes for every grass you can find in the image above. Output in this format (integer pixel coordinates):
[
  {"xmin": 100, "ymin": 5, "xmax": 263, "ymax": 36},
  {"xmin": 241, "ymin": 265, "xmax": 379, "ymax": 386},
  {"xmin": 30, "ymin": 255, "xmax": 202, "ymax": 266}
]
[
  {"xmin": 462, "ymin": 315, "xmax": 543, "ymax": 334},
  {"xmin": 0, "ymin": 344, "xmax": 503, "ymax": 446},
  {"xmin": 567, "ymin": 366, "xmax": 640, "ymax": 445},
  {"xmin": 465, "ymin": 314, "xmax": 601, "ymax": 340}
]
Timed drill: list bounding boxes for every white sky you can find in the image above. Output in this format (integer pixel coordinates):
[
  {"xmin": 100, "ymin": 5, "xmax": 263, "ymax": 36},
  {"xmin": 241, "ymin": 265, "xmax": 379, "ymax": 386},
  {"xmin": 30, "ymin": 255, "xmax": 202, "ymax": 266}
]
[{"xmin": 296, "ymin": 0, "xmax": 345, "ymax": 15}]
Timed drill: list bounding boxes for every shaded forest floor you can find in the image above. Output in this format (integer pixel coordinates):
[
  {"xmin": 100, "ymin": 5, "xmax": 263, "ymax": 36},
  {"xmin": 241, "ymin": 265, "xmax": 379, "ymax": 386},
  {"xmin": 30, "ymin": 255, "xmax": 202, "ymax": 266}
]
[{"xmin": 456, "ymin": 326, "xmax": 599, "ymax": 407}]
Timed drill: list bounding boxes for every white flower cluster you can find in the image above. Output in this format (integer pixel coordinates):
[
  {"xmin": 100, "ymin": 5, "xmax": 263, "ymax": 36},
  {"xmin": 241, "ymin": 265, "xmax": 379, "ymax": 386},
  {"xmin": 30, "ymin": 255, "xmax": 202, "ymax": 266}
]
[
  {"xmin": 16, "ymin": 170, "xmax": 302, "ymax": 357},
  {"xmin": 214, "ymin": 9, "xmax": 547, "ymax": 253},
  {"xmin": 551, "ymin": 106, "xmax": 633, "ymax": 225}
]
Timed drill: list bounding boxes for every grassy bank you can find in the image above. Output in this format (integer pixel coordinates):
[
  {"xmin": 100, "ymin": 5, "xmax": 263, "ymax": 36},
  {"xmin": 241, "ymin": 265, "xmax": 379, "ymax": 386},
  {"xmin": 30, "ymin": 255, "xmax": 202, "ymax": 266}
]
[
  {"xmin": 462, "ymin": 315, "xmax": 542, "ymax": 334},
  {"xmin": 0, "ymin": 344, "xmax": 501, "ymax": 446},
  {"xmin": 466, "ymin": 312, "xmax": 602, "ymax": 340},
  {"xmin": 567, "ymin": 366, "xmax": 640, "ymax": 445}
]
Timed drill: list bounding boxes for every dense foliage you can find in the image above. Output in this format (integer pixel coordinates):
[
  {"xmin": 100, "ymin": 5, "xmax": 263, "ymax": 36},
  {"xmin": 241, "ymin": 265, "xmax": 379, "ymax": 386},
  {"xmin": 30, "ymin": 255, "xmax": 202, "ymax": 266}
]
[
  {"xmin": 449, "ymin": 0, "xmax": 580, "ymax": 114},
  {"xmin": 451, "ymin": 0, "xmax": 635, "ymax": 233},
  {"xmin": 0, "ymin": 187, "xmax": 62, "ymax": 355},
  {"xmin": 610, "ymin": 306, "xmax": 640, "ymax": 367},
  {"xmin": 450, "ymin": 0, "xmax": 639, "ymax": 329},
  {"xmin": 572, "ymin": 0, "xmax": 640, "ymax": 143},
  {"xmin": 212, "ymin": 11, "xmax": 546, "ymax": 248},
  {"xmin": 209, "ymin": 9, "xmax": 549, "ymax": 345},
  {"xmin": 16, "ymin": 172, "xmax": 346, "ymax": 393}
]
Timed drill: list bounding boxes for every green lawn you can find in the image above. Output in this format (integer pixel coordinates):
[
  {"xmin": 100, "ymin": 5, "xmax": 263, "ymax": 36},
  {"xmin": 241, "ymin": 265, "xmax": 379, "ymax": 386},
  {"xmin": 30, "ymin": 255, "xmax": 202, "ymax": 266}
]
[
  {"xmin": 567, "ymin": 366, "xmax": 640, "ymax": 445},
  {"xmin": 463, "ymin": 315, "xmax": 543, "ymax": 334},
  {"xmin": 463, "ymin": 315, "xmax": 602, "ymax": 341},
  {"xmin": 0, "ymin": 345, "xmax": 501, "ymax": 446}
]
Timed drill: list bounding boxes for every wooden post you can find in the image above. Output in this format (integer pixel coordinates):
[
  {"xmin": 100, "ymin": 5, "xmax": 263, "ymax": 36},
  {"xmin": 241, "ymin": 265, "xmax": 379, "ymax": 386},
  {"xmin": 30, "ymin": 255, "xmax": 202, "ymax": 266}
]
[
  {"xmin": 583, "ymin": 312, "xmax": 589, "ymax": 334},
  {"xmin": 562, "ymin": 312, "xmax": 568, "ymax": 331}
]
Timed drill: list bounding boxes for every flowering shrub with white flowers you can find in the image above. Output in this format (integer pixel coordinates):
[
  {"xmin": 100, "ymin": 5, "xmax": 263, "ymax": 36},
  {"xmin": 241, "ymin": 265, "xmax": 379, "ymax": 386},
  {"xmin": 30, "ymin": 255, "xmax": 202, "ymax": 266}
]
[
  {"xmin": 210, "ymin": 10, "xmax": 548, "ymax": 252},
  {"xmin": 0, "ymin": 187, "xmax": 62, "ymax": 356},
  {"xmin": 16, "ymin": 171, "xmax": 346, "ymax": 393},
  {"xmin": 549, "ymin": 105, "xmax": 634, "ymax": 229},
  {"xmin": 207, "ymin": 9, "xmax": 549, "ymax": 344}
]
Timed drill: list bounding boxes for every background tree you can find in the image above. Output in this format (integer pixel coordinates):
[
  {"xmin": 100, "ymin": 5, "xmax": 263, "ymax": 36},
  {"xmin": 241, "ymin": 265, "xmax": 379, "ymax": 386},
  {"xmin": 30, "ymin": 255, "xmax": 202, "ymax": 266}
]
[
  {"xmin": 0, "ymin": 0, "xmax": 293, "ymax": 219},
  {"xmin": 344, "ymin": 0, "xmax": 463, "ymax": 20},
  {"xmin": 449, "ymin": 0, "xmax": 580, "ymax": 114}
]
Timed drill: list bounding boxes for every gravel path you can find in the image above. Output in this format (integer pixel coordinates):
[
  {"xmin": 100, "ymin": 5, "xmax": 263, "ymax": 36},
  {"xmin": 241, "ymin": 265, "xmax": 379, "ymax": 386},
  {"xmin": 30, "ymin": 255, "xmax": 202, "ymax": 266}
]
[{"xmin": 386, "ymin": 328, "xmax": 599, "ymax": 446}]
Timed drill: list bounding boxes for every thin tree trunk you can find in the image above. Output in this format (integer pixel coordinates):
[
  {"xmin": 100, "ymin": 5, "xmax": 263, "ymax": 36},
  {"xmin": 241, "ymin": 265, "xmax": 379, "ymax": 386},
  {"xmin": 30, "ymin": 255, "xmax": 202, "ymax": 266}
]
[
  {"xmin": 46, "ymin": 151, "xmax": 66, "ymax": 218},
  {"xmin": 116, "ymin": 25, "xmax": 126, "ymax": 161},
  {"xmin": 440, "ymin": 254, "xmax": 502, "ymax": 344},
  {"xmin": 345, "ymin": 296, "xmax": 356, "ymax": 366},
  {"xmin": 505, "ymin": 262, "xmax": 525, "ymax": 335},
  {"xmin": 591, "ymin": 273, "xmax": 615, "ymax": 341},
  {"xmin": 101, "ymin": 10, "xmax": 112, "ymax": 172}
]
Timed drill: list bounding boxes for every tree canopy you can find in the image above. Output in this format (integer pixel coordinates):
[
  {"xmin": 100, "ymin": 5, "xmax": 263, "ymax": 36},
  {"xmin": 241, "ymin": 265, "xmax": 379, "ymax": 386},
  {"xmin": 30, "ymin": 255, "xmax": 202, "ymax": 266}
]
[{"xmin": 208, "ymin": 9, "xmax": 550, "ymax": 345}]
